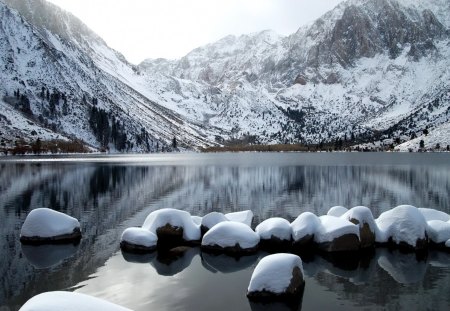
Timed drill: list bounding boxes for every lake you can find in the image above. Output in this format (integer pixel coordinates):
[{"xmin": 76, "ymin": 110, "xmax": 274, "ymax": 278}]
[{"xmin": 1, "ymin": 153, "xmax": 450, "ymax": 310}]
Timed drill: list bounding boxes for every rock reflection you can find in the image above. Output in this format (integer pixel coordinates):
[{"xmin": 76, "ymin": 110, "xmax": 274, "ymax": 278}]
[
  {"xmin": 201, "ymin": 252, "xmax": 259, "ymax": 274},
  {"xmin": 303, "ymin": 251, "xmax": 378, "ymax": 285},
  {"xmin": 21, "ymin": 243, "xmax": 79, "ymax": 269},
  {"xmin": 151, "ymin": 247, "xmax": 199, "ymax": 276},
  {"xmin": 377, "ymin": 249, "xmax": 427, "ymax": 284},
  {"xmin": 120, "ymin": 250, "xmax": 156, "ymax": 264},
  {"xmin": 248, "ymin": 292, "xmax": 304, "ymax": 311}
]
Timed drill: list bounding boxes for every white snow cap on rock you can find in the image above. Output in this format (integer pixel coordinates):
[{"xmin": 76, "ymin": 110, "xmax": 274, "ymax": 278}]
[
  {"xmin": 327, "ymin": 206, "xmax": 349, "ymax": 217},
  {"xmin": 341, "ymin": 206, "xmax": 376, "ymax": 231},
  {"xmin": 20, "ymin": 208, "xmax": 80, "ymax": 238},
  {"xmin": 191, "ymin": 216, "xmax": 202, "ymax": 226},
  {"xmin": 248, "ymin": 253, "xmax": 304, "ymax": 294},
  {"xmin": 256, "ymin": 217, "xmax": 292, "ymax": 241},
  {"xmin": 225, "ymin": 210, "xmax": 253, "ymax": 227},
  {"xmin": 419, "ymin": 208, "xmax": 450, "ymax": 222},
  {"xmin": 19, "ymin": 291, "xmax": 132, "ymax": 311},
  {"xmin": 202, "ymin": 221, "xmax": 260, "ymax": 249},
  {"xmin": 201, "ymin": 212, "xmax": 228, "ymax": 229},
  {"xmin": 427, "ymin": 220, "xmax": 450, "ymax": 244},
  {"xmin": 375, "ymin": 205, "xmax": 427, "ymax": 246},
  {"xmin": 291, "ymin": 212, "xmax": 320, "ymax": 241},
  {"xmin": 121, "ymin": 227, "xmax": 157, "ymax": 248},
  {"xmin": 142, "ymin": 208, "xmax": 200, "ymax": 241},
  {"xmin": 315, "ymin": 215, "xmax": 360, "ymax": 243}
]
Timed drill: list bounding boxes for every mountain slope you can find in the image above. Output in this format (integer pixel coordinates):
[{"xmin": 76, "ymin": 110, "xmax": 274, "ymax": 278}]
[{"xmin": 0, "ymin": 0, "xmax": 220, "ymax": 152}]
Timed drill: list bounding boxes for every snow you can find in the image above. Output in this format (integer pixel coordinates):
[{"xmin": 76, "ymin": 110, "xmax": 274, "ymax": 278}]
[
  {"xmin": 120, "ymin": 227, "xmax": 157, "ymax": 248},
  {"xmin": 255, "ymin": 218, "xmax": 292, "ymax": 241},
  {"xmin": 19, "ymin": 291, "xmax": 132, "ymax": 311},
  {"xmin": 225, "ymin": 210, "xmax": 253, "ymax": 227},
  {"xmin": 20, "ymin": 208, "xmax": 80, "ymax": 239},
  {"xmin": 201, "ymin": 221, "xmax": 260, "ymax": 249},
  {"xmin": 247, "ymin": 253, "xmax": 303, "ymax": 294},
  {"xmin": 291, "ymin": 212, "xmax": 320, "ymax": 241},
  {"xmin": 327, "ymin": 206, "xmax": 349, "ymax": 217},
  {"xmin": 340, "ymin": 206, "xmax": 376, "ymax": 232},
  {"xmin": 315, "ymin": 215, "xmax": 360, "ymax": 244},
  {"xmin": 375, "ymin": 205, "xmax": 427, "ymax": 246},
  {"xmin": 191, "ymin": 216, "xmax": 202, "ymax": 226},
  {"xmin": 142, "ymin": 208, "xmax": 200, "ymax": 241},
  {"xmin": 426, "ymin": 220, "xmax": 450, "ymax": 244},
  {"xmin": 419, "ymin": 208, "xmax": 450, "ymax": 222},
  {"xmin": 395, "ymin": 122, "xmax": 450, "ymax": 152},
  {"xmin": 201, "ymin": 212, "xmax": 228, "ymax": 229}
]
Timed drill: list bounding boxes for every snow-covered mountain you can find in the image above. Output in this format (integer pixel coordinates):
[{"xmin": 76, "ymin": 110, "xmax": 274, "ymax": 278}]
[
  {"xmin": 141, "ymin": 0, "xmax": 450, "ymax": 147},
  {"xmin": 1, "ymin": 0, "xmax": 449, "ymax": 151},
  {"xmin": 0, "ymin": 0, "xmax": 219, "ymax": 152}
]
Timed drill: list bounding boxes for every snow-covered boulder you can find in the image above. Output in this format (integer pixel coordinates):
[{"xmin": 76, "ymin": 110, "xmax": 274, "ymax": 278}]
[
  {"xmin": 427, "ymin": 220, "xmax": 450, "ymax": 247},
  {"xmin": 341, "ymin": 206, "xmax": 376, "ymax": 248},
  {"xmin": 327, "ymin": 206, "xmax": 349, "ymax": 217},
  {"xmin": 142, "ymin": 208, "xmax": 201, "ymax": 246},
  {"xmin": 291, "ymin": 212, "xmax": 320, "ymax": 249},
  {"xmin": 20, "ymin": 208, "xmax": 81, "ymax": 244},
  {"xmin": 191, "ymin": 215, "xmax": 202, "ymax": 226},
  {"xmin": 201, "ymin": 212, "xmax": 229, "ymax": 235},
  {"xmin": 256, "ymin": 218, "xmax": 292, "ymax": 251},
  {"xmin": 19, "ymin": 291, "xmax": 132, "ymax": 311},
  {"xmin": 247, "ymin": 253, "xmax": 305, "ymax": 300},
  {"xmin": 375, "ymin": 205, "xmax": 428, "ymax": 251},
  {"xmin": 201, "ymin": 222, "xmax": 260, "ymax": 254},
  {"xmin": 225, "ymin": 210, "xmax": 253, "ymax": 227},
  {"xmin": 120, "ymin": 227, "xmax": 157, "ymax": 253},
  {"xmin": 419, "ymin": 208, "xmax": 450, "ymax": 222},
  {"xmin": 315, "ymin": 216, "xmax": 360, "ymax": 252}
]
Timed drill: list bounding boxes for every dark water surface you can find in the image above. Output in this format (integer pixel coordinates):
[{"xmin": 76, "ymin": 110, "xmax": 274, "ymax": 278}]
[{"xmin": 1, "ymin": 153, "xmax": 450, "ymax": 310}]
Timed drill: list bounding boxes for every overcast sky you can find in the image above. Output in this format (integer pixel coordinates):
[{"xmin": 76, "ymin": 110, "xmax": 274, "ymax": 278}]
[{"xmin": 47, "ymin": 0, "xmax": 344, "ymax": 64}]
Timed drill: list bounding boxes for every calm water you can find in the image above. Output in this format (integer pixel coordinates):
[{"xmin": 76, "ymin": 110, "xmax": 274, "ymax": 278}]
[{"xmin": 1, "ymin": 153, "xmax": 450, "ymax": 310}]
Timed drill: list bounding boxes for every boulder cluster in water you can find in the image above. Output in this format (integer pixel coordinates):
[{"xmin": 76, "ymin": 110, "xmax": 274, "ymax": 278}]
[
  {"xmin": 18, "ymin": 205, "xmax": 450, "ymax": 308},
  {"xmin": 120, "ymin": 205, "xmax": 450, "ymax": 254}
]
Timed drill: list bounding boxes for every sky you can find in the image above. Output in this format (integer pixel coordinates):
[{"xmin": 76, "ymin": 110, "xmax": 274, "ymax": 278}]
[{"xmin": 47, "ymin": 0, "xmax": 344, "ymax": 64}]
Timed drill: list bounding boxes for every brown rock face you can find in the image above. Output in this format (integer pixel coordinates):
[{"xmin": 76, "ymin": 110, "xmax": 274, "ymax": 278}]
[
  {"xmin": 318, "ymin": 233, "xmax": 360, "ymax": 252},
  {"xmin": 120, "ymin": 241, "xmax": 156, "ymax": 254},
  {"xmin": 201, "ymin": 243, "xmax": 259, "ymax": 256},
  {"xmin": 156, "ymin": 223, "xmax": 184, "ymax": 248},
  {"xmin": 349, "ymin": 219, "xmax": 375, "ymax": 249},
  {"xmin": 259, "ymin": 236, "xmax": 292, "ymax": 252},
  {"xmin": 292, "ymin": 234, "xmax": 314, "ymax": 252},
  {"xmin": 20, "ymin": 227, "xmax": 82, "ymax": 245}
]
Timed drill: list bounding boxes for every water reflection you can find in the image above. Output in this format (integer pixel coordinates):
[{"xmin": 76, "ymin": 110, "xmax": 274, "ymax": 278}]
[
  {"xmin": 21, "ymin": 243, "xmax": 79, "ymax": 269},
  {"xmin": 151, "ymin": 247, "xmax": 199, "ymax": 276},
  {"xmin": 201, "ymin": 252, "xmax": 259, "ymax": 274},
  {"xmin": 75, "ymin": 247, "xmax": 450, "ymax": 311},
  {"xmin": 0, "ymin": 154, "xmax": 450, "ymax": 310}
]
